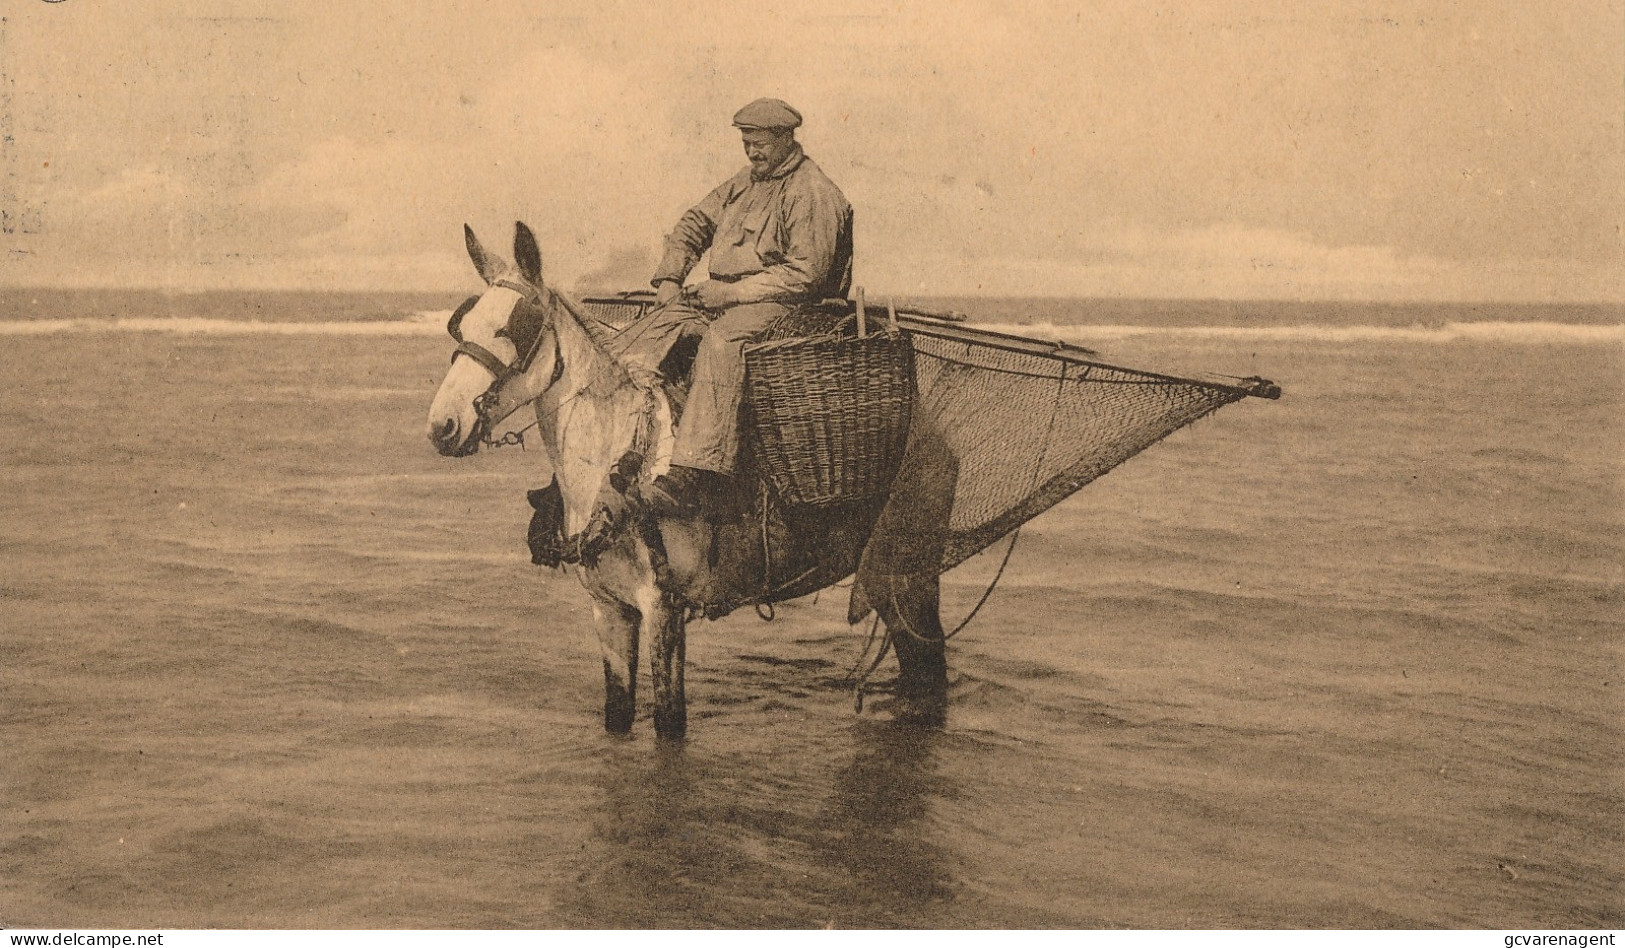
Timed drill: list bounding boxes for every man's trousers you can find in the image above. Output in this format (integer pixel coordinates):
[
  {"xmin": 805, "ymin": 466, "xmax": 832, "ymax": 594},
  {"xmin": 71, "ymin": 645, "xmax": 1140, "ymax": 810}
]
[{"xmin": 610, "ymin": 298, "xmax": 794, "ymax": 474}]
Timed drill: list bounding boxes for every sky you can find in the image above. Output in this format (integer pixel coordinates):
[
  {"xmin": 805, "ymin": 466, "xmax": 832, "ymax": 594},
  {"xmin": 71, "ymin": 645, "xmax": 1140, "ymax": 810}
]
[{"xmin": 1, "ymin": 0, "xmax": 1620, "ymax": 302}]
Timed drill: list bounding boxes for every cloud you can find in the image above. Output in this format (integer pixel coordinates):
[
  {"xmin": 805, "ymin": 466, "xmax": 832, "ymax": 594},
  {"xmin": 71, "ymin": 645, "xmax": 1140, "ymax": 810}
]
[
  {"xmin": 230, "ymin": 45, "xmax": 722, "ymax": 289},
  {"xmin": 571, "ymin": 245, "xmax": 657, "ymax": 294},
  {"xmin": 867, "ymin": 225, "xmax": 1624, "ymax": 302},
  {"xmin": 0, "ymin": 0, "xmax": 1617, "ymax": 301}
]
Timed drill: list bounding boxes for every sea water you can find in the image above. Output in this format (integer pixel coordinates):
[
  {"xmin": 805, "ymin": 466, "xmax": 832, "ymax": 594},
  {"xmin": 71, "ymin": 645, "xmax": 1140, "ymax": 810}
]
[{"xmin": 1, "ymin": 290, "xmax": 1619, "ymax": 928}]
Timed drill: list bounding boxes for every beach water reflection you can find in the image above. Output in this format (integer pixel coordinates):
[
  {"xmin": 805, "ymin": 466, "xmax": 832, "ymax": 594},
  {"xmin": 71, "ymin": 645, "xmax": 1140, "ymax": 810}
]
[{"xmin": 558, "ymin": 718, "xmax": 956, "ymax": 928}]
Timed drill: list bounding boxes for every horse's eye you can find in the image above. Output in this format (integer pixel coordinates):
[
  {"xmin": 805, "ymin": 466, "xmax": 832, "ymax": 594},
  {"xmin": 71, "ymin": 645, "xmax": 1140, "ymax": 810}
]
[{"xmin": 447, "ymin": 295, "xmax": 479, "ymax": 342}]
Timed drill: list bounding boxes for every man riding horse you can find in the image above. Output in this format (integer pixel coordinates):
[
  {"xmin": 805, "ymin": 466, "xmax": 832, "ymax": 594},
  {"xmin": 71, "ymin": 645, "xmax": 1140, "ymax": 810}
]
[{"xmin": 613, "ymin": 97, "xmax": 854, "ymax": 515}]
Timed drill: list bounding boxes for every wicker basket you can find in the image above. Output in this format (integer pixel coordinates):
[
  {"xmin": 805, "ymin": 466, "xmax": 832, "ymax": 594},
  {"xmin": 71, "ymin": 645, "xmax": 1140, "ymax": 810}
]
[{"xmin": 744, "ymin": 331, "xmax": 915, "ymax": 507}]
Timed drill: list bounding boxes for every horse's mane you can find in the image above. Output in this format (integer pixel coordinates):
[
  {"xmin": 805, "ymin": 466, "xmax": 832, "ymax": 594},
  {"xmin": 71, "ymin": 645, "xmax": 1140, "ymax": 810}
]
[
  {"xmin": 541, "ymin": 283, "xmax": 588, "ymax": 331},
  {"xmin": 534, "ymin": 280, "xmax": 633, "ymax": 394},
  {"xmin": 537, "ymin": 282, "xmax": 619, "ymax": 347}
]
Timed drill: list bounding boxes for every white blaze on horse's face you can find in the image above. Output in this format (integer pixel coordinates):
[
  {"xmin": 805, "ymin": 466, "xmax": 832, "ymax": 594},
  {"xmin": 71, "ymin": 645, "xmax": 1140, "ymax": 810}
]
[
  {"xmin": 428, "ymin": 221, "xmax": 553, "ymax": 457},
  {"xmin": 425, "ymin": 285, "xmax": 523, "ymax": 457}
]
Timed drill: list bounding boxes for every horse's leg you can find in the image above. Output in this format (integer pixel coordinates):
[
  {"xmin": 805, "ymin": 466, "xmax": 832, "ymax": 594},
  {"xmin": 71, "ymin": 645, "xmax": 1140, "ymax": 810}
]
[
  {"xmin": 595, "ymin": 600, "xmax": 640, "ymax": 734},
  {"xmin": 643, "ymin": 592, "xmax": 687, "ymax": 740},
  {"xmin": 879, "ymin": 573, "xmax": 949, "ymax": 723}
]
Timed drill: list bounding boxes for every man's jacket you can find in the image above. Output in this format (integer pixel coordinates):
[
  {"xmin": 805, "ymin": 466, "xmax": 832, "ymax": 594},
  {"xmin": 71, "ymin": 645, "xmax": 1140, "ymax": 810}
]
[{"xmin": 653, "ymin": 144, "xmax": 853, "ymax": 306}]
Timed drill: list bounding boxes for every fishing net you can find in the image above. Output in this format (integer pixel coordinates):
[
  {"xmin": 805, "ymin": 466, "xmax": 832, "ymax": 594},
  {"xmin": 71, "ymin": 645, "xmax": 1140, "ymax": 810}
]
[
  {"xmin": 575, "ymin": 293, "xmax": 1276, "ymax": 581},
  {"xmin": 856, "ymin": 331, "xmax": 1263, "ymax": 582}
]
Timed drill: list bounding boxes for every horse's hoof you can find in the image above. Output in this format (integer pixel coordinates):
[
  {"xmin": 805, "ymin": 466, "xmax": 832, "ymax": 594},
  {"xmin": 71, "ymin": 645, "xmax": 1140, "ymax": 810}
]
[
  {"xmin": 604, "ymin": 706, "xmax": 635, "ymax": 735},
  {"xmin": 889, "ymin": 688, "xmax": 948, "ymax": 728},
  {"xmin": 604, "ymin": 673, "xmax": 636, "ymax": 734},
  {"xmin": 652, "ymin": 710, "xmax": 687, "ymax": 742}
]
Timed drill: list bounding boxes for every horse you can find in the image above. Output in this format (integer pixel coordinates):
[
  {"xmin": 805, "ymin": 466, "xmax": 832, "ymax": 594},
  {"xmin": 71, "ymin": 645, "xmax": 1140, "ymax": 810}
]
[{"xmin": 425, "ymin": 221, "xmax": 947, "ymax": 739}]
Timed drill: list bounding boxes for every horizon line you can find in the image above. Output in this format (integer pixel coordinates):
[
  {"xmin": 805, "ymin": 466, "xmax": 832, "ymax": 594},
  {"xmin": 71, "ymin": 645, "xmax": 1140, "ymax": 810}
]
[{"xmin": 0, "ymin": 283, "xmax": 1620, "ymax": 310}]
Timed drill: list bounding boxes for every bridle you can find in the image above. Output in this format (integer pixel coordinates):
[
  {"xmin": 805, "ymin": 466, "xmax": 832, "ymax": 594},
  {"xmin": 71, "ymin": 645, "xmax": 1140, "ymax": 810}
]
[{"xmin": 446, "ymin": 277, "xmax": 565, "ymax": 435}]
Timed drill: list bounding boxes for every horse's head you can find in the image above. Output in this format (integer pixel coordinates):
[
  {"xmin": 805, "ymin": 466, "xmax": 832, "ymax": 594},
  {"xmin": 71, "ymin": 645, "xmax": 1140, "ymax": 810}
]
[{"xmin": 426, "ymin": 221, "xmax": 563, "ymax": 457}]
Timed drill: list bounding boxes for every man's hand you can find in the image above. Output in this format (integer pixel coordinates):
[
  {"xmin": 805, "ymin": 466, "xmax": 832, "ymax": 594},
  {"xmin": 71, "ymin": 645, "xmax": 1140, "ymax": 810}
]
[
  {"xmin": 655, "ymin": 280, "xmax": 681, "ymax": 306},
  {"xmin": 687, "ymin": 280, "xmax": 735, "ymax": 310}
]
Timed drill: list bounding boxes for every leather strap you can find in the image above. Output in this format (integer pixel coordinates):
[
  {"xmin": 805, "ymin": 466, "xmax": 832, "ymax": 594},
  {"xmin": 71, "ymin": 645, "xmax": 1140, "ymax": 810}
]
[
  {"xmin": 494, "ymin": 278, "xmax": 542, "ymax": 304},
  {"xmin": 453, "ymin": 339, "xmax": 511, "ymax": 379}
]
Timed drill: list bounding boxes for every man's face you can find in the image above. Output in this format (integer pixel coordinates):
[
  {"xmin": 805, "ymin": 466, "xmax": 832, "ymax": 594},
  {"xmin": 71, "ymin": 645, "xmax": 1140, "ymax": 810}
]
[{"xmin": 741, "ymin": 128, "xmax": 795, "ymax": 176}]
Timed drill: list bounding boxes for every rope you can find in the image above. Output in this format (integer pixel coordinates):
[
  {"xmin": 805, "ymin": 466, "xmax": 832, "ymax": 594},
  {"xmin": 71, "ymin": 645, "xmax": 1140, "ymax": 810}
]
[
  {"xmin": 846, "ymin": 613, "xmax": 891, "ymax": 712},
  {"xmin": 755, "ymin": 479, "xmax": 775, "ymax": 622},
  {"xmin": 882, "ymin": 360, "xmax": 1065, "ymax": 645},
  {"xmin": 888, "ymin": 524, "xmax": 1024, "ymax": 644}
]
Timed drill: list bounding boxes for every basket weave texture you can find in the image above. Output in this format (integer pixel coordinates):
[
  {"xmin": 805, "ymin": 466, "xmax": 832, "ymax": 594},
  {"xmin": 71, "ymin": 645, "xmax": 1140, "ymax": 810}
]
[{"xmin": 745, "ymin": 331, "xmax": 915, "ymax": 507}]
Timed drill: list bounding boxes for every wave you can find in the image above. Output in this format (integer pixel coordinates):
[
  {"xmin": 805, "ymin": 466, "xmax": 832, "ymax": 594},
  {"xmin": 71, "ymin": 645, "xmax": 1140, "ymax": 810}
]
[
  {"xmin": 976, "ymin": 320, "xmax": 1625, "ymax": 345},
  {"xmin": 0, "ymin": 317, "xmax": 445, "ymax": 336},
  {"xmin": 1, "ymin": 313, "xmax": 1620, "ymax": 345}
]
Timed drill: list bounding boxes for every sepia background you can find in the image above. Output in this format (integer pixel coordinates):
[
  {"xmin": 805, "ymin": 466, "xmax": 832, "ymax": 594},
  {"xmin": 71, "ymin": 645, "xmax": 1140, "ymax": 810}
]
[
  {"xmin": 0, "ymin": 0, "xmax": 1618, "ymax": 301},
  {"xmin": 1, "ymin": 0, "xmax": 1621, "ymax": 930}
]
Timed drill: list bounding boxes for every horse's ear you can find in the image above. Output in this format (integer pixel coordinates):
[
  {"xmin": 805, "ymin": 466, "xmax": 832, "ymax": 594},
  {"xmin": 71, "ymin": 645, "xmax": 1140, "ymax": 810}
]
[
  {"xmin": 514, "ymin": 221, "xmax": 543, "ymax": 288},
  {"xmin": 465, "ymin": 224, "xmax": 501, "ymax": 285}
]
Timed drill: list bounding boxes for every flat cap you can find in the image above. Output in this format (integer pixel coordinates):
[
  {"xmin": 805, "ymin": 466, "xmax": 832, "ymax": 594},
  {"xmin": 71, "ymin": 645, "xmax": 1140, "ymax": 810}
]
[{"xmin": 732, "ymin": 97, "xmax": 802, "ymax": 131}]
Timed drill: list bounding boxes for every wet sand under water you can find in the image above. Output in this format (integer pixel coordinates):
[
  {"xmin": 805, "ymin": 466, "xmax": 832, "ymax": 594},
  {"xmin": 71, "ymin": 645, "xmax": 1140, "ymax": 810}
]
[{"xmin": 1, "ymin": 328, "xmax": 1620, "ymax": 928}]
